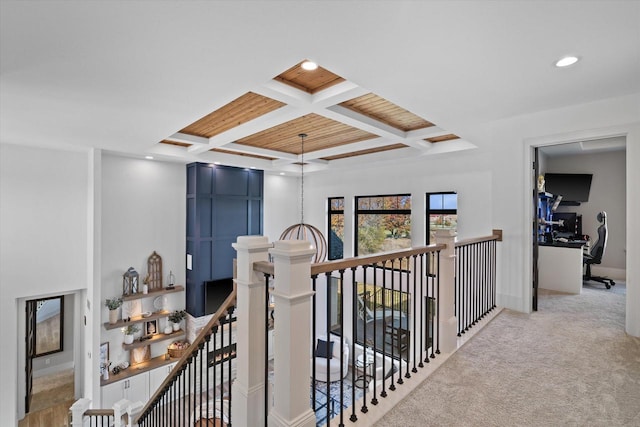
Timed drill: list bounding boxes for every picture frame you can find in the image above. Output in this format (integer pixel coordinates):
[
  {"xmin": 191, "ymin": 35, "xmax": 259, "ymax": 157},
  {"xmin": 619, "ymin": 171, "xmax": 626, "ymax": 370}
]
[
  {"xmin": 99, "ymin": 342, "xmax": 109, "ymax": 373},
  {"xmin": 145, "ymin": 319, "xmax": 158, "ymax": 336}
]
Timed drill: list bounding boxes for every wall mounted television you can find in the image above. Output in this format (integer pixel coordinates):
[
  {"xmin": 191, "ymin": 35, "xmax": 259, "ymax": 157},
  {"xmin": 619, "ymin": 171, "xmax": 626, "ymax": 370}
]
[
  {"xmin": 205, "ymin": 278, "xmax": 235, "ymax": 316},
  {"xmin": 544, "ymin": 173, "xmax": 593, "ymax": 205}
]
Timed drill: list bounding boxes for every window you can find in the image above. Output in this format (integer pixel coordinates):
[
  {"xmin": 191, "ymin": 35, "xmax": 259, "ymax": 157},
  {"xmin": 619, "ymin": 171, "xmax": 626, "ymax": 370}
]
[
  {"xmin": 426, "ymin": 192, "xmax": 457, "ymax": 245},
  {"xmin": 328, "ymin": 197, "xmax": 344, "ymax": 260},
  {"xmin": 355, "ymin": 194, "xmax": 411, "ymax": 258}
]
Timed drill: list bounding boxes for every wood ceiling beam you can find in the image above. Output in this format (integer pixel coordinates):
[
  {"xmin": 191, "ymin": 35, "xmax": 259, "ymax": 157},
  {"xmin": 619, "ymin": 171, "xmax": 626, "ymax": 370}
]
[{"xmin": 220, "ymin": 142, "xmax": 299, "ymax": 161}]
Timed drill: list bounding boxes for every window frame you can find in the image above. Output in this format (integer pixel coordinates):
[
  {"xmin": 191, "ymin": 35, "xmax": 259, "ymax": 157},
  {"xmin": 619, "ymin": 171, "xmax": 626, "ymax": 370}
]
[
  {"xmin": 426, "ymin": 191, "xmax": 458, "ymax": 245},
  {"xmin": 327, "ymin": 197, "xmax": 345, "ymax": 260}
]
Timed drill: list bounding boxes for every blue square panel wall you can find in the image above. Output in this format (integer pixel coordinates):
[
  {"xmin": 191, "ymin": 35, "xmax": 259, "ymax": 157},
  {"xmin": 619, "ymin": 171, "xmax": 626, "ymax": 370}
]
[{"xmin": 186, "ymin": 163, "xmax": 263, "ymax": 317}]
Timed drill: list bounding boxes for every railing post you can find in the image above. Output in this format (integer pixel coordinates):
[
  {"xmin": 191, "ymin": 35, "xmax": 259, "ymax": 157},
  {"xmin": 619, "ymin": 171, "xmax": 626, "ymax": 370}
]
[
  {"xmin": 69, "ymin": 398, "xmax": 91, "ymax": 427},
  {"xmin": 126, "ymin": 401, "xmax": 144, "ymax": 427},
  {"xmin": 112, "ymin": 399, "xmax": 130, "ymax": 427},
  {"xmin": 268, "ymin": 240, "xmax": 316, "ymax": 427},
  {"xmin": 434, "ymin": 229, "xmax": 458, "ymax": 353},
  {"xmin": 232, "ymin": 235, "xmax": 273, "ymax": 427}
]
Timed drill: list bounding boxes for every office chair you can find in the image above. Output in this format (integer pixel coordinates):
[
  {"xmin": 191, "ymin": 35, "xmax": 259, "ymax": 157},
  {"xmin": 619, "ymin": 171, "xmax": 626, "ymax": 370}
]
[{"xmin": 583, "ymin": 211, "xmax": 615, "ymax": 289}]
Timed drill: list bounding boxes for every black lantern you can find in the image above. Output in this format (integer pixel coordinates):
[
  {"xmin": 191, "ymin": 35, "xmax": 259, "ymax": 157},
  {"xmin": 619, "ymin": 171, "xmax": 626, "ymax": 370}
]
[{"xmin": 123, "ymin": 267, "xmax": 139, "ymax": 295}]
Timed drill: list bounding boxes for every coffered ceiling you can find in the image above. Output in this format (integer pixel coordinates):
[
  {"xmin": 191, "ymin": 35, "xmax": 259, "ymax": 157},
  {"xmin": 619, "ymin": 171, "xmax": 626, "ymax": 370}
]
[{"xmin": 160, "ymin": 60, "xmax": 463, "ymax": 173}]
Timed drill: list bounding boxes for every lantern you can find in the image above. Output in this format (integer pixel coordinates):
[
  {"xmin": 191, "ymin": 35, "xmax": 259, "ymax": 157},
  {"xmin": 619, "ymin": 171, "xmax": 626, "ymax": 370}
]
[{"xmin": 123, "ymin": 267, "xmax": 139, "ymax": 295}]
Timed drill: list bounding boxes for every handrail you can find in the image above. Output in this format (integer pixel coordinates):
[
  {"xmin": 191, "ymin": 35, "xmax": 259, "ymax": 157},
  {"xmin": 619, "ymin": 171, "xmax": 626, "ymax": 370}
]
[
  {"xmin": 253, "ymin": 243, "xmax": 446, "ymax": 277},
  {"xmin": 455, "ymin": 230, "xmax": 502, "ymax": 247},
  {"xmin": 134, "ymin": 287, "xmax": 238, "ymax": 423},
  {"xmin": 84, "ymin": 409, "xmax": 115, "ymax": 417}
]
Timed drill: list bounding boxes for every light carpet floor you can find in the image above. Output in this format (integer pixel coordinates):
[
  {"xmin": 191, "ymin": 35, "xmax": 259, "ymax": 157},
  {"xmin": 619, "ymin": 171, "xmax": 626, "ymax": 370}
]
[{"xmin": 375, "ymin": 285, "xmax": 640, "ymax": 427}]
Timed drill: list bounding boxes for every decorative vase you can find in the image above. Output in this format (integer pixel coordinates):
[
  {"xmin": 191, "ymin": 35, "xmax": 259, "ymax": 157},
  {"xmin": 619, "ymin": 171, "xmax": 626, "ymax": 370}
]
[
  {"xmin": 164, "ymin": 325, "xmax": 173, "ymax": 335},
  {"xmin": 103, "ymin": 369, "xmax": 109, "ymax": 381},
  {"xmin": 173, "ymin": 322, "xmax": 180, "ymax": 332},
  {"xmin": 109, "ymin": 309, "xmax": 118, "ymax": 324},
  {"xmin": 142, "ymin": 284, "xmax": 148, "ymax": 294},
  {"xmin": 124, "ymin": 334, "xmax": 134, "ymax": 345}
]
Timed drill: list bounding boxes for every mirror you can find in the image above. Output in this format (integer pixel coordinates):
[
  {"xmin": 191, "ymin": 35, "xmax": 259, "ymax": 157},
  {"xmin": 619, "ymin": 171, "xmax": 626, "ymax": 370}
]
[{"xmin": 34, "ymin": 296, "xmax": 64, "ymax": 357}]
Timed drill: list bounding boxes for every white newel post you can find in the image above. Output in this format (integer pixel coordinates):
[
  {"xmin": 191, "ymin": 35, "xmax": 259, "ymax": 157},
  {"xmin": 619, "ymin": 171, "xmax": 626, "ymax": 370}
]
[
  {"xmin": 70, "ymin": 398, "xmax": 91, "ymax": 427},
  {"xmin": 434, "ymin": 229, "xmax": 458, "ymax": 353},
  {"xmin": 232, "ymin": 236, "xmax": 273, "ymax": 427},
  {"xmin": 268, "ymin": 240, "xmax": 316, "ymax": 427}
]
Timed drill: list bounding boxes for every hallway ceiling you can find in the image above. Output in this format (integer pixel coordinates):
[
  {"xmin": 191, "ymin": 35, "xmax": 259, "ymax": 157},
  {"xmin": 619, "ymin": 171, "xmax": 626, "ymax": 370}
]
[{"xmin": 1, "ymin": 1, "xmax": 639, "ymax": 174}]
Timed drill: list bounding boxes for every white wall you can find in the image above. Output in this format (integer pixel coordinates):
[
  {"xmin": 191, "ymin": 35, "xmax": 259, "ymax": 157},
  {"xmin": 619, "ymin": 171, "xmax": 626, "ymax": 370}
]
[
  {"xmin": 0, "ymin": 143, "xmax": 89, "ymax": 425},
  {"xmin": 263, "ymin": 174, "xmax": 299, "ymax": 242},
  {"xmin": 546, "ymin": 150, "xmax": 626, "ymax": 273},
  {"xmin": 100, "ymin": 154, "xmax": 186, "ymax": 369}
]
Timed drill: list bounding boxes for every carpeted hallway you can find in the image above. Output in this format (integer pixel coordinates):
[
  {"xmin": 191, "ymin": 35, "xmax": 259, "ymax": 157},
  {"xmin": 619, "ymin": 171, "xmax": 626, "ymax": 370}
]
[{"xmin": 375, "ymin": 284, "xmax": 640, "ymax": 426}]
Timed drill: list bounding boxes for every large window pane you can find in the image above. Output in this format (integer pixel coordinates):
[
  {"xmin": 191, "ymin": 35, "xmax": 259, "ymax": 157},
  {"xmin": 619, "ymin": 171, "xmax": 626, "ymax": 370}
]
[{"xmin": 355, "ymin": 194, "xmax": 411, "ymax": 257}]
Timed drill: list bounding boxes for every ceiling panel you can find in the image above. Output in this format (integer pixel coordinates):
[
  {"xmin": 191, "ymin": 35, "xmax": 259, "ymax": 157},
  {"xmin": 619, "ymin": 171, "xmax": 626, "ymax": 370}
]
[
  {"xmin": 321, "ymin": 143, "xmax": 409, "ymax": 161},
  {"xmin": 234, "ymin": 113, "xmax": 378, "ymax": 154},
  {"xmin": 180, "ymin": 92, "xmax": 285, "ymax": 138},
  {"xmin": 274, "ymin": 60, "xmax": 345, "ymax": 94},
  {"xmin": 340, "ymin": 93, "xmax": 434, "ymax": 132},
  {"xmin": 425, "ymin": 133, "xmax": 459, "ymax": 143}
]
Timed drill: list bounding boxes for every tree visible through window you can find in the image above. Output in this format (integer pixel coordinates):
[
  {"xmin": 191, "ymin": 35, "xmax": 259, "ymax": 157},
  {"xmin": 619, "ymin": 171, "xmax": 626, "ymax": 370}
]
[{"xmin": 355, "ymin": 194, "xmax": 411, "ymax": 258}]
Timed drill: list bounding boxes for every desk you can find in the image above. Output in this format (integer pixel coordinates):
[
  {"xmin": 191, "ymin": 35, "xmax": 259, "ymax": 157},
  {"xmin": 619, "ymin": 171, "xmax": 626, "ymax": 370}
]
[{"xmin": 538, "ymin": 242, "xmax": 585, "ymax": 294}]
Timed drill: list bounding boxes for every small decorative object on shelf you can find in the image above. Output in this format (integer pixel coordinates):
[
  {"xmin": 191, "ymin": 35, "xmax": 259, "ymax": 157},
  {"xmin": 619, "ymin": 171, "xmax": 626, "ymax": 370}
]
[
  {"xmin": 122, "ymin": 324, "xmax": 140, "ymax": 345},
  {"xmin": 101, "ymin": 361, "xmax": 111, "ymax": 380},
  {"xmin": 142, "ymin": 274, "xmax": 150, "ymax": 294},
  {"xmin": 105, "ymin": 297, "xmax": 123, "ymax": 324},
  {"xmin": 167, "ymin": 270, "xmax": 175, "ymax": 289},
  {"xmin": 147, "ymin": 251, "xmax": 163, "ymax": 290},
  {"xmin": 168, "ymin": 309, "xmax": 186, "ymax": 331},
  {"xmin": 167, "ymin": 340, "xmax": 189, "ymax": 359},
  {"xmin": 123, "ymin": 267, "xmax": 139, "ymax": 295}
]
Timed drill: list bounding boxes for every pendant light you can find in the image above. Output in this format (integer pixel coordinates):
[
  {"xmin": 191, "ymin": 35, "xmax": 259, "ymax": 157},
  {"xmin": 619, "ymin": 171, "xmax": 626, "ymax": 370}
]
[{"xmin": 279, "ymin": 133, "xmax": 327, "ymax": 263}]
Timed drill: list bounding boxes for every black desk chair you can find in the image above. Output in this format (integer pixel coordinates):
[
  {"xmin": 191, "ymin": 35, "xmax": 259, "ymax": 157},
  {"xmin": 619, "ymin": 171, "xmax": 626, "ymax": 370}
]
[{"xmin": 583, "ymin": 211, "xmax": 615, "ymax": 289}]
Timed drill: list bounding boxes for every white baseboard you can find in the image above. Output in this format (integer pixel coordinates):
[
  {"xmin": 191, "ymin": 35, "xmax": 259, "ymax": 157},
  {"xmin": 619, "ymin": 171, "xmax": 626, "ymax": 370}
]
[{"xmin": 33, "ymin": 361, "xmax": 74, "ymax": 378}]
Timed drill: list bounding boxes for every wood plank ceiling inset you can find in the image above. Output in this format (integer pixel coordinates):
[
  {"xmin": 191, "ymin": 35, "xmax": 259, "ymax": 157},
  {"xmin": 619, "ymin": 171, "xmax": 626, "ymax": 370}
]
[
  {"xmin": 339, "ymin": 93, "xmax": 434, "ymax": 132},
  {"xmin": 274, "ymin": 60, "xmax": 345, "ymax": 94},
  {"xmin": 235, "ymin": 113, "xmax": 378, "ymax": 155},
  {"xmin": 210, "ymin": 148, "xmax": 276, "ymax": 161},
  {"xmin": 425, "ymin": 133, "xmax": 460, "ymax": 143},
  {"xmin": 160, "ymin": 140, "xmax": 191, "ymax": 148},
  {"xmin": 179, "ymin": 92, "xmax": 286, "ymax": 138},
  {"xmin": 321, "ymin": 143, "xmax": 409, "ymax": 161}
]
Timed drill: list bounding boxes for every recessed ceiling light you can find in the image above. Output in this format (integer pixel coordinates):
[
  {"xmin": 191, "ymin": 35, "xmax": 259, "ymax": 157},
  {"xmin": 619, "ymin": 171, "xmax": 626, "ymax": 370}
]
[
  {"xmin": 280, "ymin": 172, "xmax": 285, "ymax": 176},
  {"xmin": 145, "ymin": 156, "xmax": 154, "ymax": 160},
  {"xmin": 214, "ymin": 161, "xmax": 221, "ymax": 165},
  {"xmin": 301, "ymin": 61, "xmax": 318, "ymax": 71},
  {"xmin": 555, "ymin": 56, "xmax": 579, "ymax": 67}
]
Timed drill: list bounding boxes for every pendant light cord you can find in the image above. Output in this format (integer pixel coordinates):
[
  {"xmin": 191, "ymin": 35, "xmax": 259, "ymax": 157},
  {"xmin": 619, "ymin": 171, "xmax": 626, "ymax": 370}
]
[{"xmin": 299, "ymin": 133, "xmax": 306, "ymax": 225}]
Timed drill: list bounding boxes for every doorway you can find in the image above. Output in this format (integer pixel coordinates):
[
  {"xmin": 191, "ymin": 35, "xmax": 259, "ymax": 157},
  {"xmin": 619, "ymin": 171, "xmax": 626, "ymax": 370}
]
[
  {"xmin": 530, "ymin": 137, "xmax": 627, "ymax": 311},
  {"xmin": 22, "ymin": 294, "xmax": 76, "ymax": 424}
]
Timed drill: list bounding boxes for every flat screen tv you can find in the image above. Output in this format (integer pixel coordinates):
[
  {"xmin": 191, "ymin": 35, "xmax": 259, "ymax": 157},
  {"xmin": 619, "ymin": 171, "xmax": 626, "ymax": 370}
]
[
  {"xmin": 205, "ymin": 278, "xmax": 234, "ymax": 315},
  {"xmin": 544, "ymin": 173, "xmax": 593, "ymax": 204}
]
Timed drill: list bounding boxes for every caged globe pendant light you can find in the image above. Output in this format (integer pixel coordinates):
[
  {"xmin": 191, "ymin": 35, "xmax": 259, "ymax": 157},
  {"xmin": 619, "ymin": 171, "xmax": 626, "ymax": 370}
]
[{"xmin": 279, "ymin": 133, "xmax": 327, "ymax": 263}]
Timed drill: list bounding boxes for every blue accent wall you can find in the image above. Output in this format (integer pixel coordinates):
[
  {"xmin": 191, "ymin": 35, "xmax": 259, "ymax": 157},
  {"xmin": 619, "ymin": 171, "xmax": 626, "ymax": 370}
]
[{"xmin": 186, "ymin": 163, "xmax": 263, "ymax": 317}]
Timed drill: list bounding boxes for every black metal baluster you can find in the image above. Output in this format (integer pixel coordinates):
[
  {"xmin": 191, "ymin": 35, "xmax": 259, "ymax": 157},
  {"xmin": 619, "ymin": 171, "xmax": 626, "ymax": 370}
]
[
  {"xmin": 311, "ymin": 274, "xmax": 317, "ymax": 412},
  {"xmin": 430, "ymin": 255, "xmax": 436, "ymax": 359},
  {"xmin": 412, "ymin": 255, "xmax": 418, "ymax": 373},
  {"xmin": 424, "ymin": 253, "xmax": 430, "ymax": 364},
  {"xmin": 338, "ymin": 269, "xmax": 346, "ymax": 427},
  {"xmin": 465, "ymin": 245, "xmax": 471, "ymax": 332},
  {"xmin": 326, "ymin": 272, "xmax": 333, "ymax": 423},
  {"xmin": 265, "ymin": 273, "xmax": 271, "ymax": 426},
  {"xmin": 404, "ymin": 256, "xmax": 411, "ymax": 379},
  {"xmin": 350, "ymin": 267, "xmax": 358, "ymax": 422},
  {"xmin": 380, "ymin": 261, "xmax": 387, "ymax": 398},
  {"xmin": 435, "ymin": 250, "xmax": 441, "ymax": 355},
  {"xmin": 361, "ymin": 266, "xmax": 369, "ymax": 413},
  {"xmin": 212, "ymin": 325, "xmax": 218, "ymax": 427},
  {"xmin": 418, "ymin": 253, "xmax": 425, "ymax": 367}
]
